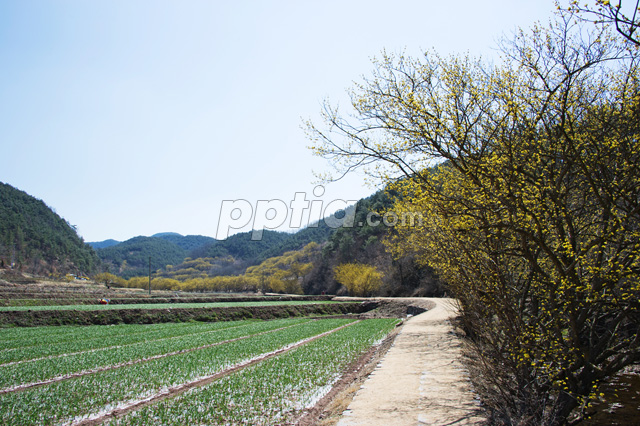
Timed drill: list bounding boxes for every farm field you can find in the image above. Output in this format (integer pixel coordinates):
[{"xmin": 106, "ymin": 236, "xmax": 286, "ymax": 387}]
[
  {"xmin": 0, "ymin": 273, "xmax": 333, "ymax": 309},
  {"xmin": 0, "ymin": 282, "xmax": 373, "ymax": 327},
  {"xmin": 0, "ymin": 300, "xmax": 338, "ymax": 312},
  {"xmin": 0, "ymin": 317, "xmax": 399, "ymax": 425}
]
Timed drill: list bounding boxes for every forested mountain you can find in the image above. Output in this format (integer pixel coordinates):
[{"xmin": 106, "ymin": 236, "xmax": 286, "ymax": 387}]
[
  {"xmin": 255, "ymin": 218, "xmax": 338, "ymax": 262},
  {"xmin": 303, "ymin": 190, "xmax": 444, "ymax": 296},
  {"xmin": 192, "ymin": 230, "xmax": 291, "ymax": 261},
  {"xmin": 88, "ymin": 239, "xmax": 120, "ymax": 249},
  {"xmin": 191, "ymin": 224, "xmax": 335, "ymax": 263},
  {"xmin": 94, "ymin": 190, "xmax": 443, "ymax": 297},
  {"xmin": 152, "ymin": 233, "xmax": 216, "ymax": 251},
  {"xmin": 97, "ymin": 227, "xmax": 335, "ymax": 279},
  {"xmin": 96, "ymin": 236, "xmax": 189, "ymax": 279},
  {"xmin": 0, "ymin": 182, "xmax": 101, "ymax": 275}
]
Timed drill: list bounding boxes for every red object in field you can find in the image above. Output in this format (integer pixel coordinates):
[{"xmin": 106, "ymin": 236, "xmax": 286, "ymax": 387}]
[{"xmin": 99, "ymin": 298, "xmax": 109, "ymax": 305}]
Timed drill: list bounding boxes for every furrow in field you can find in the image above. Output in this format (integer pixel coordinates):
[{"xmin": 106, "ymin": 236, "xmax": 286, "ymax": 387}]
[{"xmin": 72, "ymin": 321, "xmax": 360, "ymax": 426}]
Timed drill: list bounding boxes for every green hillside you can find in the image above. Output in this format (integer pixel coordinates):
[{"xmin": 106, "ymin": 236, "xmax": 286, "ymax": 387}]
[
  {"xmin": 303, "ymin": 189, "xmax": 444, "ymax": 296},
  {"xmin": 152, "ymin": 233, "xmax": 216, "ymax": 251},
  {"xmin": 254, "ymin": 220, "xmax": 336, "ymax": 262},
  {"xmin": 193, "ymin": 230, "xmax": 291, "ymax": 261},
  {"xmin": 96, "ymin": 216, "xmax": 339, "ymax": 280},
  {"xmin": 96, "ymin": 236, "xmax": 188, "ymax": 279},
  {"xmin": 0, "ymin": 182, "xmax": 101, "ymax": 275},
  {"xmin": 88, "ymin": 239, "xmax": 120, "ymax": 249}
]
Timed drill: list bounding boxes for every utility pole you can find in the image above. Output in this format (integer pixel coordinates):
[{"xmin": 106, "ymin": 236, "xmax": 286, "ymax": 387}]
[{"xmin": 148, "ymin": 257, "xmax": 152, "ymax": 296}]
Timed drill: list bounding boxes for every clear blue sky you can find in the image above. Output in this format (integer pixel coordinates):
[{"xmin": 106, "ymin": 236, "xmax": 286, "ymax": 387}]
[{"xmin": 0, "ymin": 0, "xmax": 557, "ymax": 242}]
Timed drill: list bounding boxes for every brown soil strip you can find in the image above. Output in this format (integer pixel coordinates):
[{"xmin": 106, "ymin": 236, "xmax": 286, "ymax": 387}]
[
  {"xmin": 0, "ymin": 321, "xmax": 309, "ymax": 395},
  {"xmin": 0, "ymin": 302, "xmax": 372, "ymax": 327},
  {"xmin": 72, "ymin": 321, "xmax": 360, "ymax": 426},
  {"xmin": 293, "ymin": 322, "xmax": 402, "ymax": 426}
]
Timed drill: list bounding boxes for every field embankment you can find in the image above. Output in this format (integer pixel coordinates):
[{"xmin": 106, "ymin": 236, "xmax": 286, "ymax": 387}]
[{"xmin": 0, "ymin": 301, "xmax": 376, "ymax": 327}]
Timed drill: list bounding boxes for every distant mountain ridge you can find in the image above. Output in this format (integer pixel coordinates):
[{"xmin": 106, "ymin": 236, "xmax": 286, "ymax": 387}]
[
  {"xmin": 92, "ymin": 222, "xmax": 337, "ymax": 279},
  {"xmin": 90, "ymin": 234, "xmax": 217, "ymax": 251},
  {"xmin": 88, "ymin": 239, "xmax": 120, "ymax": 249},
  {"xmin": 95, "ymin": 236, "xmax": 188, "ymax": 278},
  {"xmin": 152, "ymin": 233, "xmax": 216, "ymax": 252}
]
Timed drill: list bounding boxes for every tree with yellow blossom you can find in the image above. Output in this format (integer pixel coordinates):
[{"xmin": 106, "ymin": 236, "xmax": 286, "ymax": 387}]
[{"xmin": 307, "ymin": 10, "xmax": 639, "ymax": 425}]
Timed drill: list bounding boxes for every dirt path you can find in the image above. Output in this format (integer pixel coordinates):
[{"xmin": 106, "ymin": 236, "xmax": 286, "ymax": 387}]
[{"xmin": 335, "ymin": 298, "xmax": 485, "ymax": 426}]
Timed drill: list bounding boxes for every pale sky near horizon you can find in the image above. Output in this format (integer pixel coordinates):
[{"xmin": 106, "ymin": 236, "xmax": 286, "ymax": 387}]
[{"xmin": 1, "ymin": 0, "xmax": 558, "ymax": 242}]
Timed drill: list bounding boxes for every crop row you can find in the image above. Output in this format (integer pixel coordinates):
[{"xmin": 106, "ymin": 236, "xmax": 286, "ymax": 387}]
[
  {"xmin": 0, "ymin": 320, "xmax": 210, "ymax": 351},
  {"xmin": 0, "ymin": 320, "xmax": 252, "ymax": 364},
  {"xmin": 0, "ymin": 318, "xmax": 311, "ymax": 390},
  {"xmin": 0, "ymin": 318, "xmax": 355, "ymax": 425},
  {"xmin": 108, "ymin": 318, "xmax": 399, "ymax": 425}
]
